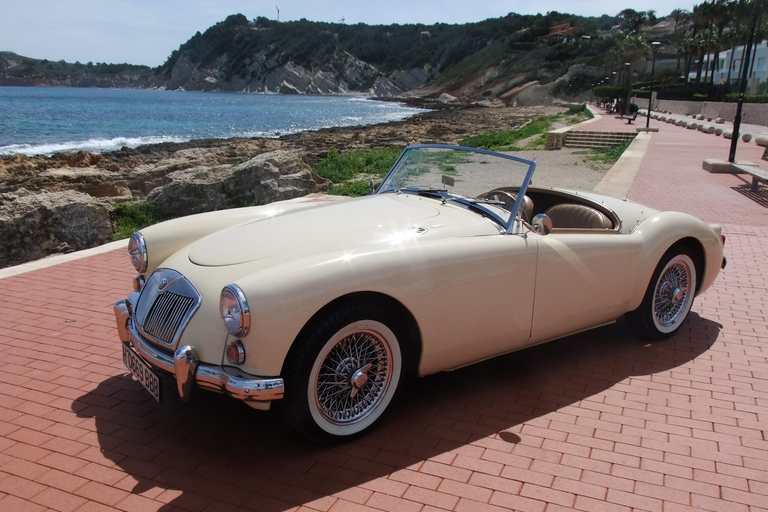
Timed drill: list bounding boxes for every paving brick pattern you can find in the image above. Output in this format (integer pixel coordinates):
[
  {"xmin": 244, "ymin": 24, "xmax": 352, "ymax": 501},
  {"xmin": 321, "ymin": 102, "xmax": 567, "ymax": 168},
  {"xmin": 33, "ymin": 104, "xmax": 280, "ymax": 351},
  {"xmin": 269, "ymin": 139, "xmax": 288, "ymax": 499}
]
[{"xmin": 1, "ymin": 113, "xmax": 767, "ymax": 511}]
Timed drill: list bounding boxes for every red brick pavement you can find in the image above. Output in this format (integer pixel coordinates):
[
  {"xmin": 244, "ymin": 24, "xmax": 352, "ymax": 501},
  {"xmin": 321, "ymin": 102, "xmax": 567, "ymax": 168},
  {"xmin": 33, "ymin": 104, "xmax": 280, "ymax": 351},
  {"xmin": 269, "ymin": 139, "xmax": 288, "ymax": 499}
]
[{"xmin": 1, "ymin": 121, "xmax": 768, "ymax": 511}]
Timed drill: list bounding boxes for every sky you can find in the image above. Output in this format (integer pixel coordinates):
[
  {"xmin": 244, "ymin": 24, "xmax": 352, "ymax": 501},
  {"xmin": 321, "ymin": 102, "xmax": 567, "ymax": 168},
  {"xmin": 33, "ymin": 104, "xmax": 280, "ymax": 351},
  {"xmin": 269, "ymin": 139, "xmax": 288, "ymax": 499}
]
[{"xmin": 1, "ymin": 0, "xmax": 698, "ymax": 67}]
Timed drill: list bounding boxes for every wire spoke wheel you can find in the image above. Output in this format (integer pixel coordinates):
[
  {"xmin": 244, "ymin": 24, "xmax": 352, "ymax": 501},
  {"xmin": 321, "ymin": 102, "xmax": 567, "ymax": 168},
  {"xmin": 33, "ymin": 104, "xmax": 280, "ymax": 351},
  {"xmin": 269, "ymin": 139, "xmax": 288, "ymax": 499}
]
[
  {"xmin": 314, "ymin": 329, "xmax": 392, "ymax": 425},
  {"xmin": 282, "ymin": 310, "xmax": 403, "ymax": 441},
  {"xmin": 626, "ymin": 247, "xmax": 698, "ymax": 340},
  {"xmin": 653, "ymin": 259, "xmax": 691, "ymax": 328}
]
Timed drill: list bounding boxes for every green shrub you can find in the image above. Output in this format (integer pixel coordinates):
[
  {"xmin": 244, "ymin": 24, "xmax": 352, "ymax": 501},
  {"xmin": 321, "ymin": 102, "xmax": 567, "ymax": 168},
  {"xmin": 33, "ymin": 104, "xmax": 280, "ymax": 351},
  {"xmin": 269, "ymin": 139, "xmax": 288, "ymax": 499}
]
[
  {"xmin": 313, "ymin": 147, "xmax": 401, "ymax": 183},
  {"xmin": 459, "ymin": 115, "xmax": 558, "ymax": 151},
  {"xmin": 112, "ymin": 201, "xmax": 165, "ymax": 240},
  {"xmin": 593, "ymin": 85, "xmax": 629, "ymax": 99},
  {"xmin": 693, "ymin": 93, "xmax": 707, "ymax": 101},
  {"xmin": 724, "ymin": 93, "xmax": 768, "ymax": 103}
]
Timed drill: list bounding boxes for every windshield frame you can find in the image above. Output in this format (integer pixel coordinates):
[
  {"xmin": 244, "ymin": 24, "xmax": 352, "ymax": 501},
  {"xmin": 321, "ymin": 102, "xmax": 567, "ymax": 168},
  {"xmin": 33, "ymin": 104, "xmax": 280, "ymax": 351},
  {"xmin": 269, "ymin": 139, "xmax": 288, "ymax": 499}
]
[{"xmin": 375, "ymin": 144, "xmax": 537, "ymax": 234}]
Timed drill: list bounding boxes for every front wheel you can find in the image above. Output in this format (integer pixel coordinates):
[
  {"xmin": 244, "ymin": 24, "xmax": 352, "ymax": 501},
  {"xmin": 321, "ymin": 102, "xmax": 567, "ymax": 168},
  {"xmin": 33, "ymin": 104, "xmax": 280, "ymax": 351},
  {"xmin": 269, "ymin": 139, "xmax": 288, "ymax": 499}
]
[
  {"xmin": 282, "ymin": 303, "xmax": 403, "ymax": 442},
  {"xmin": 626, "ymin": 246, "xmax": 698, "ymax": 339}
]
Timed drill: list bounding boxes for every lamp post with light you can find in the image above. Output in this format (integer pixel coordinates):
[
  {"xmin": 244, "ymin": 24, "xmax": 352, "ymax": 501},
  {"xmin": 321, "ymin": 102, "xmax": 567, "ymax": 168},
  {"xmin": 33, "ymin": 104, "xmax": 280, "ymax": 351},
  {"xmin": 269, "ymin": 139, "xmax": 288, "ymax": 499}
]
[
  {"xmin": 624, "ymin": 62, "xmax": 631, "ymax": 115},
  {"xmin": 646, "ymin": 41, "xmax": 661, "ymax": 129}
]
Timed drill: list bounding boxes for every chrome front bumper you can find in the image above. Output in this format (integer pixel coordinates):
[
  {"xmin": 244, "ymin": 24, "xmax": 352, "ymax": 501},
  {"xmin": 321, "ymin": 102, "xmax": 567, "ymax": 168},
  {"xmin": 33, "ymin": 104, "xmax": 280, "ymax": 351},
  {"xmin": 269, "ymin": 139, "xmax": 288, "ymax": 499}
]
[{"xmin": 114, "ymin": 299, "xmax": 284, "ymax": 402}]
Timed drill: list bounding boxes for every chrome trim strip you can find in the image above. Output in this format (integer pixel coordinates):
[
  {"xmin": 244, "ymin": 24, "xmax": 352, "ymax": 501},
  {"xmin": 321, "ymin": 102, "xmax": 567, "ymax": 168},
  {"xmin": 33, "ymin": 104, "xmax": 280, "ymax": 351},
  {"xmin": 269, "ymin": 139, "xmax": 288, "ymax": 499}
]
[{"xmin": 114, "ymin": 301, "xmax": 284, "ymax": 402}]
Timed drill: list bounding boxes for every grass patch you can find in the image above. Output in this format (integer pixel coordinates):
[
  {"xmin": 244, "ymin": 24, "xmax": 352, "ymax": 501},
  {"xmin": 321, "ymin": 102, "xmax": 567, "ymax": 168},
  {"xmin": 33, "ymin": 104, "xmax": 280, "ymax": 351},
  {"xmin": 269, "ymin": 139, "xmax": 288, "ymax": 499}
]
[
  {"xmin": 112, "ymin": 201, "xmax": 166, "ymax": 240},
  {"xmin": 313, "ymin": 147, "xmax": 401, "ymax": 184},
  {"xmin": 581, "ymin": 139, "xmax": 633, "ymax": 165},
  {"xmin": 459, "ymin": 115, "xmax": 559, "ymax": 151},
  {"xmin": 313, "ymin": 147, "xmax": 401, "ymax": 197}
]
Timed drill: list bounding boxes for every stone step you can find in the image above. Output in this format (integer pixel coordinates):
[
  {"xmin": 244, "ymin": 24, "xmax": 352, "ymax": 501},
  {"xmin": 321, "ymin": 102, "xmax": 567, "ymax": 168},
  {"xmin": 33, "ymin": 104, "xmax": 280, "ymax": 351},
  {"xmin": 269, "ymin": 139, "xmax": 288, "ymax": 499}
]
[{"xmin": 563, "ymin": 131, "xmax": 636, "ymax": 149}]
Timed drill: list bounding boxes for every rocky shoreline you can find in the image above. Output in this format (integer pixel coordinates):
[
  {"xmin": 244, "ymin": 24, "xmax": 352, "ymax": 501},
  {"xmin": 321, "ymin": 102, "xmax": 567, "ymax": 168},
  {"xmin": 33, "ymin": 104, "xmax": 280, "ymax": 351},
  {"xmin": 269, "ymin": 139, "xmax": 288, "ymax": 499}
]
[{"xmin": 0, "ymin": 102, "xmax": 597, "ymax": 268}]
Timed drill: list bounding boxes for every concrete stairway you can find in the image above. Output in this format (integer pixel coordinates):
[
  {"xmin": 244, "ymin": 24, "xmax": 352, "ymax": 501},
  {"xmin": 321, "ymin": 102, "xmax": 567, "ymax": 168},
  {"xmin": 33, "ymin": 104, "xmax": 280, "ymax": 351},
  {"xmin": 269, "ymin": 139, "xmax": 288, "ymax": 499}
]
[{"xmin": 563, "ymin": 131, "xmax": 637, "ymax": 149}]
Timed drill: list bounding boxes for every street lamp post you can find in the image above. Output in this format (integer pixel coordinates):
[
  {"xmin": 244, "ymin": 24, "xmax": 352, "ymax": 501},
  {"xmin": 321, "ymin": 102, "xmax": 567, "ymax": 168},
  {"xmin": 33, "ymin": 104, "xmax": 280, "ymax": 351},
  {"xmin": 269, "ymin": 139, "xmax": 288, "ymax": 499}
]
[
  {"xmin": 624, "ymin": 62, "xmax": 631, "ymax": 115},
  {"xmin": 646, "ymin": 42, "xmax": 661, "ymax": 129}
]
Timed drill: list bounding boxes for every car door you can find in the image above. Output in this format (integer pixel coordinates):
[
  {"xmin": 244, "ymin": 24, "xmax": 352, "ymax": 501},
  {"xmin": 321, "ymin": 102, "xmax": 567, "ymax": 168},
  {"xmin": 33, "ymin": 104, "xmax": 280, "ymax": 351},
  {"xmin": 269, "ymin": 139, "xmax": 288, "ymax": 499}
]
[
  {"xmin": 414, "ymin": 232, "xmax": 539, "ymax": 375},
  {"xmin": 529, "ymin": 231, "xmax": 637, "ymax": 343}
]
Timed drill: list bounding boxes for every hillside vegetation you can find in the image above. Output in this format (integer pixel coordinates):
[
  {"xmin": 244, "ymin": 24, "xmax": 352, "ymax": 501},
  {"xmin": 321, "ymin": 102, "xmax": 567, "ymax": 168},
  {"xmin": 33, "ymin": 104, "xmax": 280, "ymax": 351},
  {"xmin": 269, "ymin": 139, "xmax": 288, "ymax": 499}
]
[{"xmin": 2, "ymin": 11, "xmax": 621, "ymax": 100}]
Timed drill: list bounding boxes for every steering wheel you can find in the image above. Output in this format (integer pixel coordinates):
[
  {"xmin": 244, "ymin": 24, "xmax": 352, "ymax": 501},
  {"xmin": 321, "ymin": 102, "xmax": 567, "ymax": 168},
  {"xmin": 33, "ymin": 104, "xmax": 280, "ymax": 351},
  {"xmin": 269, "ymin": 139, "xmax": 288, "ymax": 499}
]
[{"xmin": 477, "ymin": 189, "xmax": 517, "ymax": 212}]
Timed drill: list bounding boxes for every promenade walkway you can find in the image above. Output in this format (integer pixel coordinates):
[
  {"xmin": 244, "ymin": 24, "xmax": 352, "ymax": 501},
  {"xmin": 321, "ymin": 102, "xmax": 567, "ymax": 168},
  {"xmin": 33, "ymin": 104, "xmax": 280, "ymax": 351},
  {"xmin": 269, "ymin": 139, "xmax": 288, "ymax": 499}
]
[{"xmin": 0, "ymin": 113, "xmax": 767, "ymax": 512}]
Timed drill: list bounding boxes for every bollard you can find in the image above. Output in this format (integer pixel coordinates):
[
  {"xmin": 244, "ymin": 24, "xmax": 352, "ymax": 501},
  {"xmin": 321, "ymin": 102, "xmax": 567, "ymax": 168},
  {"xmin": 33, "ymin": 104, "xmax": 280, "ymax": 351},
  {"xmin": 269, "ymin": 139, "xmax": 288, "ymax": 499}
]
[{"xmin": 742, "ymin": 133, "xmax": 752, "ymax": 143}]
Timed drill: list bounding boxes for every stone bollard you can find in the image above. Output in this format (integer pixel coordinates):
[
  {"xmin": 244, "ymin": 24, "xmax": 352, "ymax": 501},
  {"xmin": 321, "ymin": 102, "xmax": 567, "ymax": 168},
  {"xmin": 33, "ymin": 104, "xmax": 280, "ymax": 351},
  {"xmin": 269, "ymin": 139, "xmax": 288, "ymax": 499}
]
[
  {"xmin": 716, "ymin": 118, "xmax": 724, "ymax": 124},
  {"xmin": 667, "ymin": 118, "xmax": 676, "ymax": 124},
  {"xmin": 707, "ymin": 117, "xmax": 712, "ymax": 122},
  {"xmin": 697, "ymin": 124, "xmax": 705, "ymax": 131},
  {"xmin": 705, "ymin": 125, "xmax": 715, "ymax": 134},
  {"xmin": 715, "ymin": 127, "xmax": 724, "ymax": 136},
  {"xmin": 755, "ymin": 134, "xmax": 768, "ymax": 147},
  {"xmin": 742, "ymin": 133, "xmax": 752, "ymax": 143},
  {"xmin": 696, "ymin": 114, "xmax": 705, "ymax": 120},
  {"xmin": 688, "ymin": 122, "xmax": 698, "ymax": 130},
  {"xmin": 676, "ymin": 120, "xmax": 685, "ymax": 126},
  {"xmin": 723, "ymin": 130, "xmax": 733, "ymax": 139}
]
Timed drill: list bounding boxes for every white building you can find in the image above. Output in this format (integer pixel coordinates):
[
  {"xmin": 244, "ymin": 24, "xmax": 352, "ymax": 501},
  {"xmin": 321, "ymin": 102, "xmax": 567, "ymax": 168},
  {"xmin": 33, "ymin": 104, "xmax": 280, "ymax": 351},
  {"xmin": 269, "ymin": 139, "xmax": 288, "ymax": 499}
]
[{"xmin": 689, "ymin": 40, "xmax": 767, "ymax": 91}]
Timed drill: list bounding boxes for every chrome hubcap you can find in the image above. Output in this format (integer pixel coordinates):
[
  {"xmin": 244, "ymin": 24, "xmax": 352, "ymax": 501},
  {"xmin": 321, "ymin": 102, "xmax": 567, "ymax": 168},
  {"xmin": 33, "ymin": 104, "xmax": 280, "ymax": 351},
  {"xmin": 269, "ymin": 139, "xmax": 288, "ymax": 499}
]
[
  {"xmin": 654, "ymin": 261, "xmax": 690, "ymax": 327},
  {"xmin": 315, "ymin": 330, "xmax": 391, "ymax": 425}
]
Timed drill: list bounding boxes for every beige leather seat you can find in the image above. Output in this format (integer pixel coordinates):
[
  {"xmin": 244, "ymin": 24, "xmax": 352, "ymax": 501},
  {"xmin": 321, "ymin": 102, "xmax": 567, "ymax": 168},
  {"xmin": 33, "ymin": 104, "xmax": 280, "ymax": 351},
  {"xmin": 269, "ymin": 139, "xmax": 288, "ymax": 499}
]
[{"xmin": 544, "ymin": 204, "xmax": 612, "ymax": 229}]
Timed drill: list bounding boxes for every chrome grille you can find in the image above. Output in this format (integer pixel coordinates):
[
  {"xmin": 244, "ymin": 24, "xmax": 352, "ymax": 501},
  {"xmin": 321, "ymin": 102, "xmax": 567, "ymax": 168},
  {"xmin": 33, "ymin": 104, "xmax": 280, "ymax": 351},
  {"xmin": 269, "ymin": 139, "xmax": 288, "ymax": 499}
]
[
  {"xmin": 135, "ymin": 269, "xmax": 201, "ymax": 349},
  {"xmin": 143, "ymin": 291, "xmax": 195, "ymax": 343}
]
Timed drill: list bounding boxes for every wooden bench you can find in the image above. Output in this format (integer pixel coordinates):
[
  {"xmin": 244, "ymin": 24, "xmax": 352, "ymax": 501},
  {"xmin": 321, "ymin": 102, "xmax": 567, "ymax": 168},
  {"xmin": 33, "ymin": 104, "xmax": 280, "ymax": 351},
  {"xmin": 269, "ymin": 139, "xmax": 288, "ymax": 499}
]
[
  {"xmin": 616, "ymin": 111, "xmax": 638, "ymax": 124},
  {"xmin": 733, "ymin": 148, "xmax": 768, "ymax": 191}
]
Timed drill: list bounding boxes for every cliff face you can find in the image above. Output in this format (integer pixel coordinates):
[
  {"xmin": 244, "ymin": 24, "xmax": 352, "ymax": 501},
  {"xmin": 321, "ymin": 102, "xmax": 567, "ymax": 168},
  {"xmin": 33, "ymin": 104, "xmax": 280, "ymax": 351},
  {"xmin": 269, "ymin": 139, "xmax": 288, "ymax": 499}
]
[{"xmin": 152, "ymin": 47, "xmax": 432, "ymax": 97}]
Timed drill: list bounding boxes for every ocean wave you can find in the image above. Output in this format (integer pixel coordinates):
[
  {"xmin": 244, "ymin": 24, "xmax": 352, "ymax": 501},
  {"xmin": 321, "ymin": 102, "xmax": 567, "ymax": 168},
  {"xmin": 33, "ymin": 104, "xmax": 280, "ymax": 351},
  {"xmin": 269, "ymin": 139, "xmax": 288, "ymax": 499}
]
[{"xmin": 0, "ymin": 135, "xmax": 189, "ymax": 157}]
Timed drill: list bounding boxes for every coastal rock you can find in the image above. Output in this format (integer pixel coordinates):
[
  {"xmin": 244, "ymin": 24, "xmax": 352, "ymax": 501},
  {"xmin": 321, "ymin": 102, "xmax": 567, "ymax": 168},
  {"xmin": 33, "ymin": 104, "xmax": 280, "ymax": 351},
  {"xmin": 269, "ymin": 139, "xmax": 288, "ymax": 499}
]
[
  {"xmin": 0, "ymin": 190, "xmax": 113, "ymax": 268},
  {"xmin": 147, "ymin": 150, "xmax": 329, "ymax": 216}
]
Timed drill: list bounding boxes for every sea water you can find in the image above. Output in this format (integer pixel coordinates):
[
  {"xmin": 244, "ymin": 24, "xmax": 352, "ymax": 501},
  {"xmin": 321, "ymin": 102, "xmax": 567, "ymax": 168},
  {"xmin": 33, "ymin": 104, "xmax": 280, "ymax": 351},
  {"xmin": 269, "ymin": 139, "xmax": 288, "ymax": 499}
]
[{"xmin": 0, "ymin": 87, "xmax": 424, "ymax": 156}]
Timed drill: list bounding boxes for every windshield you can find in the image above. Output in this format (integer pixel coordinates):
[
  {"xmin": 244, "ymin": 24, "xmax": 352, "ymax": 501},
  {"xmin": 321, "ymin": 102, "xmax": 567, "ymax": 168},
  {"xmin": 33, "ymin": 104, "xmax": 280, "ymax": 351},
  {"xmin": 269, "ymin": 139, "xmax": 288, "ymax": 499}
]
[{"xmin": 376, "ymin": 145, "xmax": 536, "ymax": 232}]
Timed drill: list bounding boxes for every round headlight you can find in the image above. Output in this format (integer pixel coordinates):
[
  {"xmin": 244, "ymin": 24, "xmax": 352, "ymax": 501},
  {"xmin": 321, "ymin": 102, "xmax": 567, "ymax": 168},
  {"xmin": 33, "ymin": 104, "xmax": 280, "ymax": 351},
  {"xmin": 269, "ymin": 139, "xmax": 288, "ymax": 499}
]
[
  {"xmin": 128, "ymin": 232, "xmax": 147, "ymax": 273},
  {"xmin": 219, "ymin": 285, "xmax": 250, "ymax": 336}
]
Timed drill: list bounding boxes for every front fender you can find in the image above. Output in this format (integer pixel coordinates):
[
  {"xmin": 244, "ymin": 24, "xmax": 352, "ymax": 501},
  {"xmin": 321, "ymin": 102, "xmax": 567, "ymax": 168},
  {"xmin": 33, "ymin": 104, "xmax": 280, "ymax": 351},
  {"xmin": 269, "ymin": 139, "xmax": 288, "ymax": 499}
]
[{"xmin": 628, "ymin": 211, "xmax": 723, "ymax": 310}]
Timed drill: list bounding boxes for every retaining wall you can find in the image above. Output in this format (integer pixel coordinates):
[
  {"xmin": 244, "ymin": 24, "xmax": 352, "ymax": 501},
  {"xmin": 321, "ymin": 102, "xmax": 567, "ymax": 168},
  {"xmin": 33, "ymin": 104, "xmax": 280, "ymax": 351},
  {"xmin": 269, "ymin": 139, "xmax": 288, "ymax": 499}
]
[{"xmin": 631, "ymin": 97, "xmax": 768, "ymax": 127}]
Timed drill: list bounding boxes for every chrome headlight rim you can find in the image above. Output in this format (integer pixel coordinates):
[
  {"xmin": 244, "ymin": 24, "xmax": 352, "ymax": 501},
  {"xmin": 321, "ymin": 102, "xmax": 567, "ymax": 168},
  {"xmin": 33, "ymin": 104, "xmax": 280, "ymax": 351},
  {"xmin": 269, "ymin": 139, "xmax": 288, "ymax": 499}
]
[
  {"xmin": 220, "ymin": 284, "xmax": 250, "ymax": 337},
  {"xmin": 128, "ymin": 232, "xmax": 147, "ymax": 273}
]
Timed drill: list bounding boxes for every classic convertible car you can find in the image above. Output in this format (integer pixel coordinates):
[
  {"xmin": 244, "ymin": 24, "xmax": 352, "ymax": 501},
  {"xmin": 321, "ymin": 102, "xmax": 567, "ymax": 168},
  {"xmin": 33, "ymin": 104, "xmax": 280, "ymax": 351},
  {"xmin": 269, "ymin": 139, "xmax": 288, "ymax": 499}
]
[{"xmin": 115, "ymin": 145, "xmax": 725, "ymax": 441}]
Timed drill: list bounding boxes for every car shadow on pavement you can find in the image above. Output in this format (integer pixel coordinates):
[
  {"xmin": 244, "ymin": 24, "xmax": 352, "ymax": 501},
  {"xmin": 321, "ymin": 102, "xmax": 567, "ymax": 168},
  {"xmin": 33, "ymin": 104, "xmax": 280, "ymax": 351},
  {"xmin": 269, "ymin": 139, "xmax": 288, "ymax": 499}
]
[{"xmin": 72, "ymin": 313, "xmax": 720, "ymax": 511}]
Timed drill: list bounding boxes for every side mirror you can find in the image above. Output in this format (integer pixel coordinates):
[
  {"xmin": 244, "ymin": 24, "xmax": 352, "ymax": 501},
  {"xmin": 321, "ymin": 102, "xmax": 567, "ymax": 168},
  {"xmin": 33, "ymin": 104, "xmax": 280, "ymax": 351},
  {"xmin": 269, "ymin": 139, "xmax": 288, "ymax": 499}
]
[{"xmin": 531, "ymin": 214, "xmax": 552, "ymax": 235}]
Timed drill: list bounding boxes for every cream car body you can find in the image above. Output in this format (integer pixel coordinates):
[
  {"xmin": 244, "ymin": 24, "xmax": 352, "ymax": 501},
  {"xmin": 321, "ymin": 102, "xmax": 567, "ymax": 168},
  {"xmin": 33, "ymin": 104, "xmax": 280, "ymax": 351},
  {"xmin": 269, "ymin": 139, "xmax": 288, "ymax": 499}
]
[{"xmin": 116, "ymin": 145, "xmax": 724, "ymax": 441}]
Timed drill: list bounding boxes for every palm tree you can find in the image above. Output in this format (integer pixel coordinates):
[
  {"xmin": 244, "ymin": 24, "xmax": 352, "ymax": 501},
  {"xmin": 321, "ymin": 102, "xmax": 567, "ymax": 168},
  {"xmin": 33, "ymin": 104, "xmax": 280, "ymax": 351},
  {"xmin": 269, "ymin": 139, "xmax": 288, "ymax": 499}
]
[{"xmin": 670, "ymin": 8, "xmax": 691, "ymax": 35}]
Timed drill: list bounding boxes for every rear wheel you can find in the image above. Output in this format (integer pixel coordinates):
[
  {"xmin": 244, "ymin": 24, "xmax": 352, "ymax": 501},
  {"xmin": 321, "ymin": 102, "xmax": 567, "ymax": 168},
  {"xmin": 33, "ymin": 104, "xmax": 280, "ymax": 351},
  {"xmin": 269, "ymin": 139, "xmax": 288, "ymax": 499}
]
[
  {"xmin": 626, "ymin": 246, "xmax": 697, "ymax": 339},
  {"xmin": 282, "ymin": 303, "xmax": 403, "ymax": 442}
]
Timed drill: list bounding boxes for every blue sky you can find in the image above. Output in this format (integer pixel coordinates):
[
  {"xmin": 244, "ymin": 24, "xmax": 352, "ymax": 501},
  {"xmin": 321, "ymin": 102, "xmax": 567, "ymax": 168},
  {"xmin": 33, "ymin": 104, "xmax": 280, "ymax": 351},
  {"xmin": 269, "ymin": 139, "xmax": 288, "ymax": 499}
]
[{"xmin": 1, "ymin": 0, "xmax": 697, "ymax": 67}]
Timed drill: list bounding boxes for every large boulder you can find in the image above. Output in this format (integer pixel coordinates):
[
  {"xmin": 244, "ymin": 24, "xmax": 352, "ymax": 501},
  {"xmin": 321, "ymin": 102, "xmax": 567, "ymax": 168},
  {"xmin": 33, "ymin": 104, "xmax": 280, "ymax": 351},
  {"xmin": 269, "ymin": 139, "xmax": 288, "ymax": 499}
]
[
  {"xmin": 0, "ymin": 190, "xmax": 113, "ymax": 268},
  {"xmin": 147, "ymin": 150, "xmax": 329, "ymax": 216}
]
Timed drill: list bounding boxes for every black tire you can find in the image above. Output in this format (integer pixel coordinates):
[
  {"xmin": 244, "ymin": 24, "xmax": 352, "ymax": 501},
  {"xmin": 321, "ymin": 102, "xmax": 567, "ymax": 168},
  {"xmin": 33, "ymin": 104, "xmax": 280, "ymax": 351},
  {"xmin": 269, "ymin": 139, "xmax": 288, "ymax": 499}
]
[
  {"xmin": 281, "ymin": 302, "xmax": 403, "ymax": 442},
  {"xmin": 626, "ymin": 245, "xmax": 698, "ymax": 340}
]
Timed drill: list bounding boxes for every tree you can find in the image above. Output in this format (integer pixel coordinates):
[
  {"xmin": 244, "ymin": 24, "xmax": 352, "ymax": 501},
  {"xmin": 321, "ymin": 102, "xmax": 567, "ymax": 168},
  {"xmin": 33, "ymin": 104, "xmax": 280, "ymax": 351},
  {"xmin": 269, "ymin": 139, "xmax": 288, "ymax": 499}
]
[{"xmin": 617, "ymin": 9, "xmax": 646, "ymax": 33}]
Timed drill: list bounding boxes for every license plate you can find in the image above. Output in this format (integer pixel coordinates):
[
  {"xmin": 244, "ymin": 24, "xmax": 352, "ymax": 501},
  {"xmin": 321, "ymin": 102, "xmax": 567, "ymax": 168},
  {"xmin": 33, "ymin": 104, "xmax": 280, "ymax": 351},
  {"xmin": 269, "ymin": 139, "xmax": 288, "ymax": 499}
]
[{"xmin": 122, "ymin": 342, "xmax": 162, "ymax": 402}]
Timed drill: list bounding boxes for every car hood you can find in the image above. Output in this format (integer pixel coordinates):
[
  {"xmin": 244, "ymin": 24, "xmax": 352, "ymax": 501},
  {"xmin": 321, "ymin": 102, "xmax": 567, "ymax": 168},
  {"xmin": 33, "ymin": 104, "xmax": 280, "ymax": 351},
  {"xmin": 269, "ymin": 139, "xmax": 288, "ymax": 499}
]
[{"xmin": 188, "ymin": 194, "xmax": 499, "ymax": 266}]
